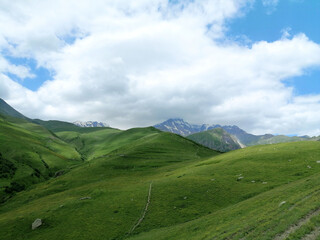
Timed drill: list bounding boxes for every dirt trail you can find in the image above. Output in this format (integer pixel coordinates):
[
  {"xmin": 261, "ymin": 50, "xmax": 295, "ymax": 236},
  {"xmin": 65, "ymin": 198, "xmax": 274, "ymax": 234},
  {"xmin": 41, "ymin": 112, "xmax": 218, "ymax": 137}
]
[
  {"xmin": 129, "ymin": 182, "xmax": 153, "ymax": 234},
  {"xmin": 301, "ymin": 227, "xmax": 320, "ymax": 240},
  {"xmin": 274, "ymin": 208, "xmax": 320, "ymax": 240}
]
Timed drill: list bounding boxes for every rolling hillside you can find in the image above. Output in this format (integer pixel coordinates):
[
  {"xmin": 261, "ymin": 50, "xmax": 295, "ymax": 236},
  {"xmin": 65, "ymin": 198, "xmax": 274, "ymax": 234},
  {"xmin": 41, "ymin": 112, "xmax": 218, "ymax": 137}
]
[
  {"xmin": 0, "ymin": 114, "xmax": 82, "ymax": 202},
  {"xmin": 2, "ymin": 100, "xmax": 320, "ymax": 240},
  {"xmin": 1, "ymin": 137, "xmax": 320, "ymax": 239},
  {"xmin": 187, "ymin": 128, "xmax": 242, "ymax": 152},
  {"xmin": 0, "ymin": 125, "xmax": 219, "ymax": 240}
]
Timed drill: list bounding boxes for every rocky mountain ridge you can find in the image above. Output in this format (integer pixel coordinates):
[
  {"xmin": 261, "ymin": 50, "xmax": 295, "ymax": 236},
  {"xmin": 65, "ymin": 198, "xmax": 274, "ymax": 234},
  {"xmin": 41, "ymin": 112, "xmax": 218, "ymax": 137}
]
[{"xmin": 73, "ymin": 121, "xmax": 109, "ymax": 128}]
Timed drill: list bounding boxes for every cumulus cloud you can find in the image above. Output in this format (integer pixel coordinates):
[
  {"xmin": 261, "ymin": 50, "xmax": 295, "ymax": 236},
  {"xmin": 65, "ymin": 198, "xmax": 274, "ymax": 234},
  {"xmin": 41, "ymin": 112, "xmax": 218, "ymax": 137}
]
[{"xmin": 0, "ymin": 0, "xmax": 320, "ymax": 135}]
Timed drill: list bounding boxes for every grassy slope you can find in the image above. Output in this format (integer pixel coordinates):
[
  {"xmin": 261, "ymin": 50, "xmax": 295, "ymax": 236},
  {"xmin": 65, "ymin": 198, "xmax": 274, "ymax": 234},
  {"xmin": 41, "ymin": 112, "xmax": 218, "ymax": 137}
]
[
  {"xmin": 0, "ymin": 99, "xmax": 28, "ymax": 120},
  {"xmin": 129, "ymin": 170, "xmax": 320, "ymax": 240},
  {"xmin": 0, "ymin": 115, "xmax": 82, "ymax": 201},
  {"xmin": 31, "ymin": 119, "xmax": 82, "ymax": 132},
  {"xmin": 56, "ymin": 127, "xmax": 166, "ymax": 160},
  {"xmin": 126, "ymin": 141, "xmax": 320, "ymax": 239},
  {"xmin": 0, "ymin": 129, "xmax": 218, "ymax": 240},
  {"xmin": 1, "ymin": 139, "xmax": 320, "ymax": 239},
  {"xmin": 187, "ymin": 128, "xmax": 241, "ymax": 152}
]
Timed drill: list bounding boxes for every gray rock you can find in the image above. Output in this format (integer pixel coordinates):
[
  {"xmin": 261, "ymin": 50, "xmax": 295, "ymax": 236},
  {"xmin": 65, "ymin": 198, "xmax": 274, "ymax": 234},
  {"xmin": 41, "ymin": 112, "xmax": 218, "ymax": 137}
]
[
  {"xmin": 32, "ymin": 218, "xmax": 42, "ymax": 230},
  {"xmin": 80, "ymin": 197, "xmax": 91, "ymax": 200}
]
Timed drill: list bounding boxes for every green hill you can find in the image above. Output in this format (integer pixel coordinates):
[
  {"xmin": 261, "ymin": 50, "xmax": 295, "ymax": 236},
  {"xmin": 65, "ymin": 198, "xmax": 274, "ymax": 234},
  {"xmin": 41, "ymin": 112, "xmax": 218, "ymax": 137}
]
[
  {"xmin": 0, "ymin": 115, "xmax": 82, "ymax": 202},
  {"xmin": 2, "ymin": 133, "xmax": 320, "ymax": 239},
  {"xmin": 31, "ymin": 119, "xmax": 82, "ymax": 133},
  {"xmin": 2, "ymin": 100, "xmax": 320, "ymax": 239},
  {"xmin": 0, "ymin": 126, "xmax": 219, "ymax": 240},
  {"xmin": 187, "ymin": 128, "xmax": 242, "ymax": 152}
]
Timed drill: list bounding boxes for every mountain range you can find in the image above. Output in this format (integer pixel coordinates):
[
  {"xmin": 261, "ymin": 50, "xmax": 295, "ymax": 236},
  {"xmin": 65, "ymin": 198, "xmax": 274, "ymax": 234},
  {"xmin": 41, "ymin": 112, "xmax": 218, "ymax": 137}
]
[
  {"xmin": 73, "ymin": 121, "xmax": 109, "ymax": 128},
  {"xmin": 154, "ymin": 118, "xmax": 318, "ymax": 148},
  {"xmin": 153, "ymin": 118, "xmax": 270, "ymax": 145}
]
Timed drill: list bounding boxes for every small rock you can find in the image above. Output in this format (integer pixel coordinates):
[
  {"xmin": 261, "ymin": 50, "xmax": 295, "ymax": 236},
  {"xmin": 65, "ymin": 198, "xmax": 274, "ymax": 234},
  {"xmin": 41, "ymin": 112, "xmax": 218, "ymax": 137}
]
[
  {"xmin": 54, "ymin": 170, "xmax": 64, "ymax": 178},
  {"xmin": 237, "ymin": 176, "xmax": 244, "ymax": 181},
  {"xmin": 210, "ymin": 178, "xmax": 215, "ymax": 181},
  {"xmin": 316, "ymin": 161, "xmax": 320, "ymax": 163},
  {"xmin": 32, "ymin": 218, "xmax": 42, "ymax": 230},
  {"xmin": 262, "ymin": 182, "xmax": 268, "ymax": 184},
  {"xmin": 251, "ymin": 180, "xmax": 255, "ymax": 183},
  {"xmin": 279, "ymin": 201, "xmax": 286, "ymax": 207},
  {"xmin": 183, "ymin": 196, "xmax": 187, "ymax": 200},
  {"xmin": 288, "ymin": 159, "xmax": 292, "ymax": 162},
  {"xmin": 307, "ymin": 165, "xmax": 312, "ymax": 169},
  {"xmin": 80, "ymin": 197, "xmax": 91, "ymax": 200}
]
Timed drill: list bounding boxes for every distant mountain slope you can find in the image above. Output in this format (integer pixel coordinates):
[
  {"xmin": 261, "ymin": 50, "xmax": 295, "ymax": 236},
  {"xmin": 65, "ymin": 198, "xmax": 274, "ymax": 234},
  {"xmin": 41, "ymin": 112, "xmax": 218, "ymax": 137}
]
[
  {"xmin": 154, "ymin": 118, "xmax": 266, "ymax": 145},
  {"xmin": 73, "ymin": 121, "xmax": 109, "ymax": 127},
  {"xmin": 0, "ymin": 98, "xmax": 28, "ymax": 120},
  {"xmin": 187, "ymin": 128, "xmax": 242, "ymax": 152},
  {"xmin": 252, "ymin": 134, "xmax": 308, "ymax": 145},
  {"xmin": 154, "ymin": 118, "xmax": 197, "ymax": 136},
  {"xmin": 154, "ymin": 118, "xmax": 314, "ymax": 146},
  {"xmin": 32, "ymin": 119, "xmax": 82, "ymax": 132}
]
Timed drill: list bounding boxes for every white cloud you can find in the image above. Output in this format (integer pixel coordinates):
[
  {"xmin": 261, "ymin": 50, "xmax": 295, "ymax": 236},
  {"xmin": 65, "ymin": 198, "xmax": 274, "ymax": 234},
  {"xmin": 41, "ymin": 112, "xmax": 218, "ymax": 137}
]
[
  {"xmin": 262, "ymin": 0, "xmax": 279, "ymax": 14},
  {"xmin": 0, "ymin": 57, "xmax": 34, "ymax": 79},
  {"xmin": 0, "ymin": 0, "xmax": 320, "ymax": 136}
]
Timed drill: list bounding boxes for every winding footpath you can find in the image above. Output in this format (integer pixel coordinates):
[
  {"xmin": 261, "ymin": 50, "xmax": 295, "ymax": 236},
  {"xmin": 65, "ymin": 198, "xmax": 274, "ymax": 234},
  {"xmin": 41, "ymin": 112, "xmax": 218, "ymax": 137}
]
[
  {"xmin": 274, "ymin": 208, "xmax": 320, "ymax": 240},
  {"xmin": 129, "ymin": 182, "xmax": 153, "ymax": 234}
]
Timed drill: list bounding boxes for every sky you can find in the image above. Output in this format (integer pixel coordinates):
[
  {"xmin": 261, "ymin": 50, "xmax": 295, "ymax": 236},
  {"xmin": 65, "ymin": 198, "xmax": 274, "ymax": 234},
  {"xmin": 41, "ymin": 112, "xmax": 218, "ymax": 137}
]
[{"xmin": 0, "ymin": 0, "xmax": 320, "ymax": 136}]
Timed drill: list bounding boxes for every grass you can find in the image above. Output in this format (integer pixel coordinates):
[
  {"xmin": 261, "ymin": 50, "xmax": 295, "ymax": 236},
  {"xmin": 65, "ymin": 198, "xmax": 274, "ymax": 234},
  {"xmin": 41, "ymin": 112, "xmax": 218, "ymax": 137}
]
[
  {"xmin": 0, "ymin": 127, "xmax": 218, "ymax": 240},
  {"xmin": 2, "ymin": 114, "xmax": 320, "ymax": 240},
  {"xmin": 0, "ymin": 116, "xmax": 82, "ymax": 201}
]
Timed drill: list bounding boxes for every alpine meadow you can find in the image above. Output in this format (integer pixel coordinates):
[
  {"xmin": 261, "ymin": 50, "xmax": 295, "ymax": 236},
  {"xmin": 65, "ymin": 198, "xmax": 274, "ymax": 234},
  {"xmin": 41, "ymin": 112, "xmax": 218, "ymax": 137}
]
[{"xmin": 1, "ymin": 1, "xmax": 320, "ymax": 240}]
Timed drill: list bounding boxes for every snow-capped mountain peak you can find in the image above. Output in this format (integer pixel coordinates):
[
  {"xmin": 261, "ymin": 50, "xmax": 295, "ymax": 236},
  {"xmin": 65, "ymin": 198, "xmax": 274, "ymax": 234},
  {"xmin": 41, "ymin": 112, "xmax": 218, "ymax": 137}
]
[{"xmin": 73, "ymin": 121, "xmax": 109, "ymax": 128}]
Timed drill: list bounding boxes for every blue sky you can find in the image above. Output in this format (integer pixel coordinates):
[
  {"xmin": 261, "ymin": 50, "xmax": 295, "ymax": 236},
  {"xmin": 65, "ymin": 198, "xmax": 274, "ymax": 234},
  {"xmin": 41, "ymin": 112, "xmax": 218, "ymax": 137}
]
[
  {"xmin": 5, "ymin": 56, "xmax": 53, "ymax": 91},
  {"xmin": 1, "ymin": 0, "xmax": 320, "ymax": 135},
  {"xmin": 227, "ymin": 0, "xmax": 320, "ymax": 96}
]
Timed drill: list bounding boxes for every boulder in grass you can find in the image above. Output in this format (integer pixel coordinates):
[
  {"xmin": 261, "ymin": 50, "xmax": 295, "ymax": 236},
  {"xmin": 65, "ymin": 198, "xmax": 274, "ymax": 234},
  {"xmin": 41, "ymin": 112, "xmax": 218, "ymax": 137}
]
[{"xmin": 32, "ymin": 218, "xmax": 42, "ymax": 230}]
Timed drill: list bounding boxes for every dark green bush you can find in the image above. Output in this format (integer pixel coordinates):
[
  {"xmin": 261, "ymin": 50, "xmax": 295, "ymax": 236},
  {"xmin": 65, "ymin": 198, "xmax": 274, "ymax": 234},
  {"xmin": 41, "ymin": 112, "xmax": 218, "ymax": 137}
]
[{"xmin": 0, "ymin": 152, "xmax": 17, "ymax": 178}]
